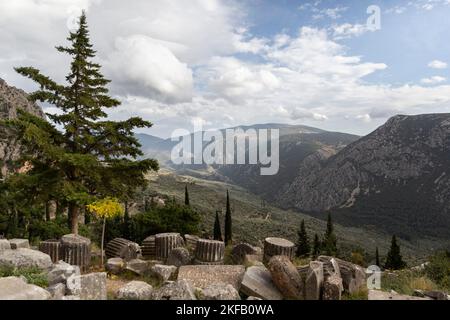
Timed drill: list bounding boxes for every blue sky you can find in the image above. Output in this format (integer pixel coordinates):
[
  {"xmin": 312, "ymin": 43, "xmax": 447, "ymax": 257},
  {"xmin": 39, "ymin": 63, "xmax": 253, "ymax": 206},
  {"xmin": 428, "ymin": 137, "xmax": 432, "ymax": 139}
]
[{"xmin": 1, "ymin": 0, "xmax": 450, "ymax": 137}]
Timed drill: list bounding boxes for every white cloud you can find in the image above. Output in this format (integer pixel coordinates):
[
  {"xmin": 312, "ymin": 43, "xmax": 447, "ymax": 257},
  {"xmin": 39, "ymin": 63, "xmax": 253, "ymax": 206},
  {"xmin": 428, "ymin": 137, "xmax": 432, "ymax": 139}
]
[
  {"xmin": 421, "ymin": 76, "xmax": 447, "ymax": 84},
  {"xmin": 428, "ymin": 60, "xmax": 448, "ymax": 69},
  {"xmin": 106, "ymin": 35, "xmax": 193, "ymax": 103},
  {"xmin": 332, "ymin": 23, "xmax": 369, "ymax": 40}
]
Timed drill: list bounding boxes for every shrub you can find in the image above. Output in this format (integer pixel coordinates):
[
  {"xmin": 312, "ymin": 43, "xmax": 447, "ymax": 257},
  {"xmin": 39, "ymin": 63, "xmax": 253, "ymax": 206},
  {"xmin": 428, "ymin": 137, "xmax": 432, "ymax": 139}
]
[
  {"xmin": 0, "ymin": 266, "xmax": 48, "ymax": 288},
  {"xmin": 424, "ymin": 251, "xmax": 450, "ymax": 291}
]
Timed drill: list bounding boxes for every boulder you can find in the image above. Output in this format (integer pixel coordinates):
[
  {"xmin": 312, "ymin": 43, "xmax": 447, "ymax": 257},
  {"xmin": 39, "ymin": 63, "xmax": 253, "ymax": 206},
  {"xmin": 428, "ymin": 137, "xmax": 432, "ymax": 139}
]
[
  {"xmin": 0, "ymin": 239, "xmax": 11, "ymax": 251},
  {"xmin": 0, "ymin": 276, "xmax": 51, "ymax": 300},
  {"xmin": 47, "ymin": 260, "xmax": 80, "ymax": 286},
  {"xmin": 304, "ymin": 261, "xmax": 323, "ymax": 300},
  {"xmin": 106, "ymin": 257, "xmax": 125, "ymax": 275},
  {"xmin": 66, "ymin": 272, "xmax": 107, "ymax": 300},
  {"xmin": 368, "ymin": 290, "xmax": 432, "ymax": 300},
  {"xmin": 244, "ymin": 254, "xmax": 263, "ymax": 266},
  {"xmin": 9, "ymin": 239, "xmax": 30, "ymax": 250},
  {"xmin": 231, "ymin": 243, "xmax": 258, "ymax": 264},
  {"xmin": 152, "ymin": 280, "xmax": 197, "ymax": 300},
  {"xmin": 322, "ymin": 274, "xmax": 343, "ymax": 300},
  {"xmin": 240, "ymin": 266, "xmax": 283, "ymax": 300},
  {"xmin": 267, "ymin": 255, "xmax": 304, "ymax": 300},
  {"xmin": 424, "ymin": 291, "xmax": 448, "ymax": 300},
  {"xmin": 0, "ymin": 248, "xmax": 53, "ymax": 270},
  {"xmin": 117, "ymin": 281, "xmax": 153, "ymax": 300},
  {"xmin": 47, "ymin": 283, "xmax": 66, "ymax": 300},
  {"xmin": 201, "ymin": 283, "xmax": 241, "ymax": 300},
  {"xmin": 151, "ymin": 264, "xmax": 177, "ymax": 282},
  {"xmin": 126, "ymin": 259, "xmax": 151, "ymax": 276},
  {"xmin": 167, "ymin": 247, "xmax": 192, "ymax": 267},
  {"xmin": 318, "ymin": 256, "xmax": 364, "ymax": 294},
  {"xmin": 177, "ymin": 265, "xmax": 245, "ymax": 290}
]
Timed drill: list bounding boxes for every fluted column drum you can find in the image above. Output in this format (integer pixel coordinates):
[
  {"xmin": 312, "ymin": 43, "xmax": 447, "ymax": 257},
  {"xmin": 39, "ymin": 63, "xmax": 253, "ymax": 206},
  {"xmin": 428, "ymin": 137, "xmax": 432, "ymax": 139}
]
[
  {"xmin": 39, "ymin": 239, "xmax": 61, "ymax": 263},
  {"xmin": 60, "ymin": 234, "xmax": 91, "ymax": 272},
  {"xmin": 141, "ymin": 235, "xmax": 156, "ymax": 259},
  {"xmin": 105, "ymin": 238, "xmax": 140, "ymax": 261},
  {"xmin": 194, "ymin": 239, "xmax": 225, "ymax": 265},
  {"xmin": 155, "ymin": 233, "xmax": 184, "ymax": 260},
  {"xmin": 263, "ymin": 237, "xmax": 295, "ymax": 264}
]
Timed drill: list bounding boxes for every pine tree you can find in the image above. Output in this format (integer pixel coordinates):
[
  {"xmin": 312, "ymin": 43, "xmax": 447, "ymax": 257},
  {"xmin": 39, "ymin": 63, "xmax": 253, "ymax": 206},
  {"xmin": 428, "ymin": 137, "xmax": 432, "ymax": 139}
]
[
  {"xmin": 185, "ymin": 185, "xmax": 190, "ymax": 206},
  {"xmin": 296, "ymin": 219, "xmax": 310, "ymax": 257},
  {"xmin": 8, "ymin": 12, "xmax": 158, "ymax": 234},
  {"xmin": 375, "ymin": 247, "xmax": 380, "ymax": 267},
  {"xmin": 213, "ymin": 210, "xmax": 222, "ymax": 241},
  {"xmin": 323, "ymin": 213, "xmax": 337, "ymax": 256},
  {"xmin": 384, "ymin": 235, "xmax": 406, "ymax": 270},
  {"xmin": 312, "ymin": 234, "xmax": 321, "ymax": 258},
  {"xmin": 224, "ymin": 190, "xmax": 232, "ymax": 245}
]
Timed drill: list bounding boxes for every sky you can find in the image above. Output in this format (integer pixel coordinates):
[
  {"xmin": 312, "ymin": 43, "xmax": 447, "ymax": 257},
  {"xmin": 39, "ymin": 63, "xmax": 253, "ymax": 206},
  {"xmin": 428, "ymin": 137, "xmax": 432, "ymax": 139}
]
[{"xmin": 1, "ymin": 0, "xmax": 450, "ymax": 137}]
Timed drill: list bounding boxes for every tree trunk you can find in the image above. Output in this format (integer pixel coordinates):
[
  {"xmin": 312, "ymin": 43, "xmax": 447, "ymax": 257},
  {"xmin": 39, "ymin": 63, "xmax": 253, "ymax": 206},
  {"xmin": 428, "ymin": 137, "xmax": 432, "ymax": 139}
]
[
  {"xmin": 101, "ymin": 216, "xmax": 106, "ymax": 266},
  {"xmin": 69, "ymin": 203, "xmax": 79, "ymax": 235}
]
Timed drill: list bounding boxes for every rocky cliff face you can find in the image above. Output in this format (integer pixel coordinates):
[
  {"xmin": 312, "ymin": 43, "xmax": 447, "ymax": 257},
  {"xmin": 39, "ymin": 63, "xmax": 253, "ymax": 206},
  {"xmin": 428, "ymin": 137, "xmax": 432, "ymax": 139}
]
[
  {"xmin": 279, "ymin": 114, "xmax": 450, "ymax": 239},
  {"xmin": 0, "ymin": 78, "xmax": 45, "ymax": 177}
]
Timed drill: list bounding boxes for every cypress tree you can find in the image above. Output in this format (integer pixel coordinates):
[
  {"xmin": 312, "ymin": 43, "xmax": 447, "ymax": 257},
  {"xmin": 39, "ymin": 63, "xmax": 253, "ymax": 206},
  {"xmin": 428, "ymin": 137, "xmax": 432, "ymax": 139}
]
[
  {"xmin": 323, "ymin": 213, "xmax": 337, "ymax": 256},
  {"xmin": 296, "ymin": 219, "xmax": 310, "ymax": 257},
  {"xmin": 9, "ymin": 12, "xmax": 158, "ymax": 234},
  {"xmin": 312, "ymin": 233, "xmax": 321, "ymax": 258},
  {"xmin": 123, "ymin": 201, "xmax": 130, "ymax": 238},
  {"xmin": 224, "ymin": 190, "xmax": 232, "ymax": 245},
  {"xmin": 213, "ymin": 210, "xmax": 222, "ymax": 241},
  {"xmin": 185, "ymin": 185, "xmax": 190, "ymax": 206},
  {"xmin": 384, "ymin": 235, "xmax": 406, "ymax": 270},
  {"xmin": 375, "ymin": 247, "xmax": 380, "ymax": 267}
]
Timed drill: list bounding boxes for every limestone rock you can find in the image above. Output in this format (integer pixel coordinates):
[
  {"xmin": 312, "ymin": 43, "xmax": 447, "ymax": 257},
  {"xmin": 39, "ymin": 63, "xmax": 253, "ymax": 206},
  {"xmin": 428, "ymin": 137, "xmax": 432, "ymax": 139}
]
[
  {"xmin": 47, "ymin": 283, "xmax": 66, "ymax": 300},
  {"xmin": 0, "ymin": 239, "xmax": 11, "ymax": 251},
  {"xmin": 48, "ymin": 260, "xmax": 80, "ymax": 286},
  {"xmin": 152, "ymin": 280, "xmax": 197, "ymax": 300},
  {"xmin": 167, "ymin": 247, "xmax": 191, "ymax": 267},
  {"xmin": 0, "ymin": 248, "xmax": 53, "ymax": 270},
  {"xmin": 231, "ymin": 243, "xmax": 258, "ymax": 264},
  {"xmin": 201, "ymin": 283, "xmax": 241, "ymax": 300},
  {"xmin": 424, "ymin": 291, "xmax": 448, "ymax": 300},
  {"xmin": 151, "ymin": 264, "xmax": 177, "ymax": 282},
  {"xmin": 268, "ymin": 255, "xmax": 304, "ymax": 300},
  {"xmin": 106, "ymin": 257, "xmax": 125, "ymax": 275},
  {"xmin": 9, "ymin": 239, "xmax": 30, "ymax": 250},
  {"xmin": 368, "ymin": 289, "xmax": 432, "ymax": 300},
  {"xmin": 178, "ymin": 265, "xmax": 245, "ymax": 290},
  {"xmin": 126, "ymin": 259, "xmax": 151, "ymax": 276},
  {"xmin": 305, "ymin": 261, "xmax": 323, "ymax": 300},
  {"xmin": 62, "ymin": 295, "xmax": 81, "ymax": 300},
  {"xmin": 117, "ymin": 281, "xmax": 153, "ymax": 300},
  {"xmin": 66, "ymin": 272, "xmax": 107, "ymax": 300},
  {"xmin": 322, "ymin": 274, "xmax": 343, "ymax": 300},
  {"xmin": 240, "ymin": 266, "xmax": 283, "ymax": 300},
  {"xmin": 318, "ymin": 256, "xmax": 364, "ymax": 294},
  {"xmin": 0, "ymin": 276, "xmax": 51, "ymax": 300},
  {"xmin": 247, "ymin": 296, "xmax": 263, "ymax": 300}
]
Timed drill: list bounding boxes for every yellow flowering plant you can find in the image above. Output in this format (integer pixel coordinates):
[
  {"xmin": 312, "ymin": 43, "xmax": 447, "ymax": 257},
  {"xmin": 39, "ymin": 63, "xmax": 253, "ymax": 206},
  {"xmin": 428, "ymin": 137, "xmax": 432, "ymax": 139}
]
[{"xmin": 86, "ymin": 197, "xmax": 124, "ymax": 265}]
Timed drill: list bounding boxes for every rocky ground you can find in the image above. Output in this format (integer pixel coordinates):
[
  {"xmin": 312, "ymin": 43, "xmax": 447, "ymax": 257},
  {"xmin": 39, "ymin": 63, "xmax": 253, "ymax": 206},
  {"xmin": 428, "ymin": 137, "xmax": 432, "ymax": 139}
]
[{"xmin": 0, "ymin": 235, "xmax": 448, "ymax": 300}]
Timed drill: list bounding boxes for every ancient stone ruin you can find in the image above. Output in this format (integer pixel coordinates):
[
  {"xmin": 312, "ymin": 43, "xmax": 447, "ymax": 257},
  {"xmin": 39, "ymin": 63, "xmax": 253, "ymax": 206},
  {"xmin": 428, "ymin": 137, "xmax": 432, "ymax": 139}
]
[{"xmin": 194, "ymin": 239, "xmax": 225, "ymax": 265}]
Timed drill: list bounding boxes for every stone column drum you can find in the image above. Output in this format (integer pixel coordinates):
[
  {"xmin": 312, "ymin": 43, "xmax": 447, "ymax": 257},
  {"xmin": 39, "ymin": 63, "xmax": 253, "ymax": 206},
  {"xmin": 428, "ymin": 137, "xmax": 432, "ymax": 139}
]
[
  {"xmin": 263, "ymin": 237, "xmax": 295, "ymax": 264},
  {"xmin": 60, "ymin": 234, "xmax": 91, "ymax": 272},
  {"xmin": 155, "ymin": 233, "xmax": 184, "ymax": 261},
  {"xmin": 39, "ymin": 239, "xmax": 61, "ymax": 263},
  {"xmin": 105, "ymin": 238, "xmax": 140, "ymax": 261},
  {"xmin": 194, "ymin": 239, "xmax": 225, "ymax": 265},
  {"xmin": 141, "ymin": 235, "xmax": 156, "ymax": 259}
]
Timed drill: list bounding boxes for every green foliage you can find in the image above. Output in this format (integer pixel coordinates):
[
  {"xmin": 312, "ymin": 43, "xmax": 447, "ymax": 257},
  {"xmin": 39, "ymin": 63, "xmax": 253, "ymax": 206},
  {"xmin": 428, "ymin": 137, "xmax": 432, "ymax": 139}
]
[
  {"xmin": 385, "ymin": 235, "xmax": 407, "ymax": 270},
  {"xmin": 382, "ymin": 269, "xmax": 438, "ymax": 295},
  {"xmin": 224, "ymin": 190, "xmax": 232, "ymax": 245},
  {"xmin": 0, "ymin": 266, "xmax": 48, "ymax": 288},
  {"xmin": 322, "ymin": 213, "xmax": 337, "ymax": 256},
  {"xmin": 213, "ymin": 210, "xmax": 222, "ymax": 241},
  {"xmin": 129, "ymin": 200, "xmax": 200, "ymax": 243},
  {"xmin": 28, "ymin": 216, "xmax": 70, "ymax": 243},
  {"xmin": 424, "ymin": 251, "xmax": 450, "ymax": 290},
  {"xmin": 312, "ymin": 233, "xmax": 321, "ymax": 258},
  {"xmin": 6, "ymin": 11, "xmax": 158, "ymax": 235},
  {"xmin": 296, "ymin": 219, "xmax": 310, "ymax": 257}
]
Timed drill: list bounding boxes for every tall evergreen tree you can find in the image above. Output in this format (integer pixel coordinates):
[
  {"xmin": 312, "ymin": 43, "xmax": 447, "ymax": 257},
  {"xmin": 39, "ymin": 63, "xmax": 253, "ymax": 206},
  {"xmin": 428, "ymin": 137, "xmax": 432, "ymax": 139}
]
[
  {"xmin": 296, "ymin": 219, "xmax": 310, "ymax": 257},
  {"xmin": 384, "ymin": 235, "xmax": 406, "ymax": 270},
  {"xmin": 224, "ymin": 190, "xmax": 232, "ymax": 245},
  {"xmin": 8, "ymin": 12, "xmax": 158, "ymax": 234},
  {"xmin": 323, "ymin": 213, "xmax": 338, "ymax": 256},
  {"xmin": 184, "ymin": 185, "xmax": 190, "ymax": 206},
  {"xmin": 122, "ymin": 201, "xmax": 130, "ymax": 238},
  {"xmin": 312, "ymin": 233, "xmax": 321, "ymax": 258},
  {"xmin": 375, "ymin": 247, "xmax": 380, "ymax": 267},
  {"xmin": 213, "ymin": 210, "xmax": 222, "ymax": 241}
]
